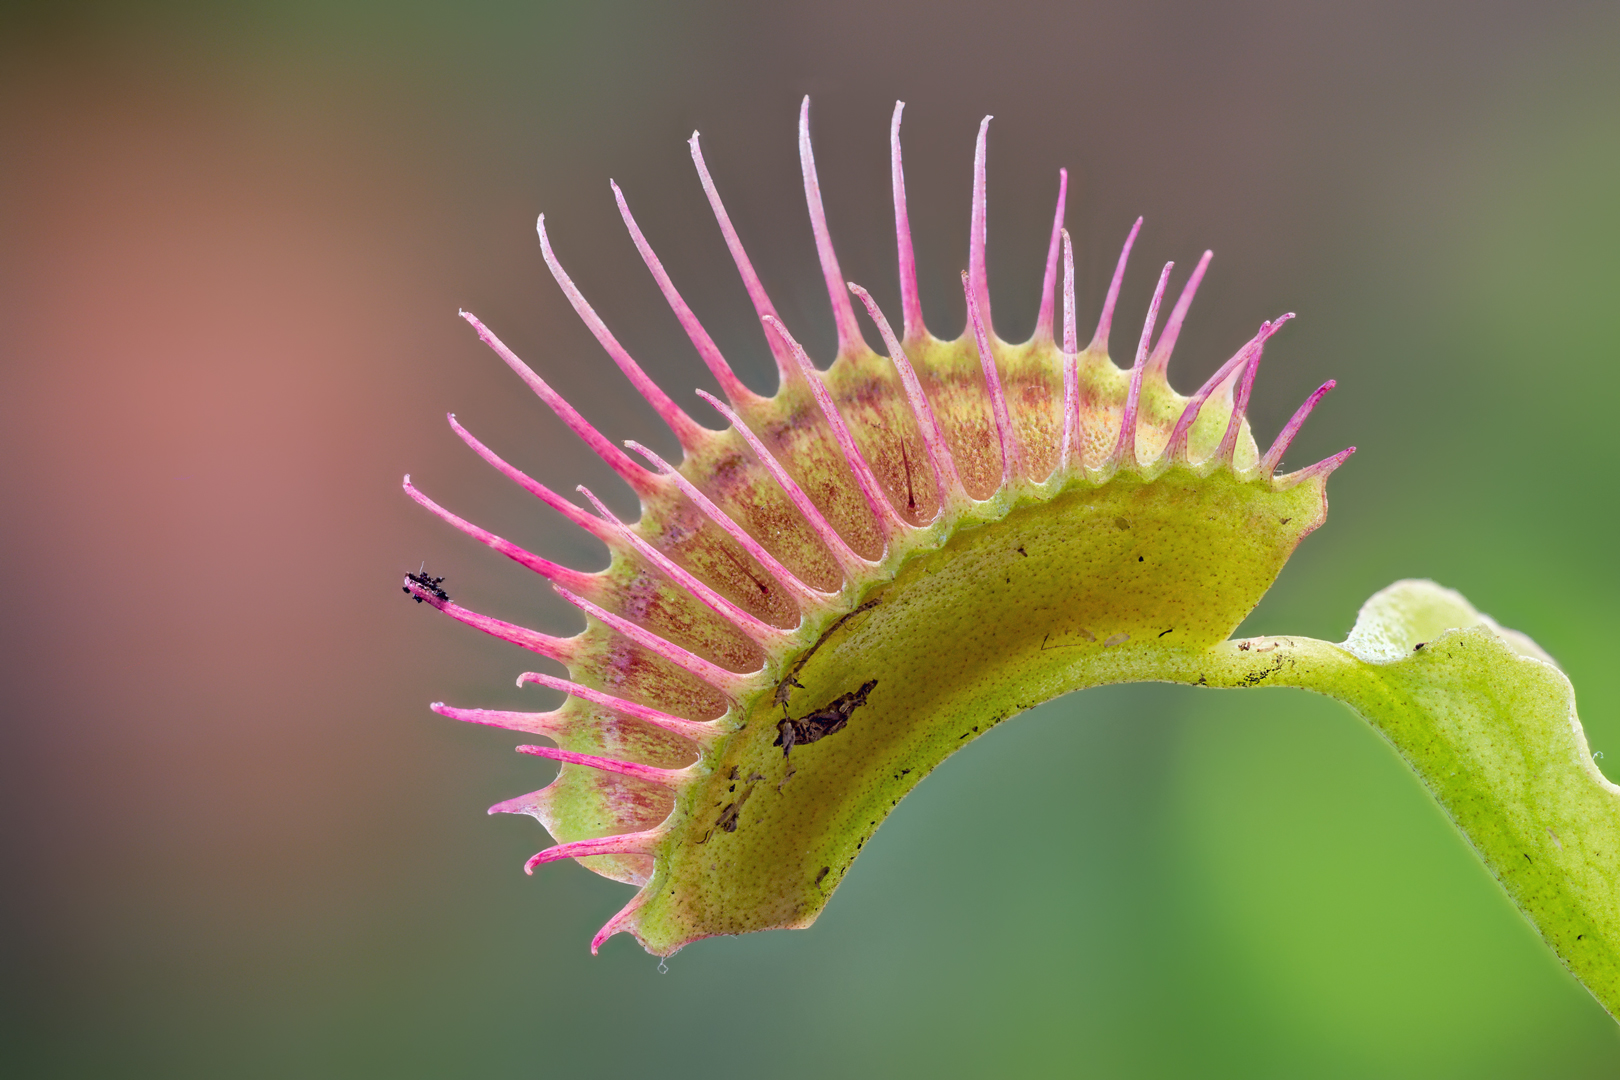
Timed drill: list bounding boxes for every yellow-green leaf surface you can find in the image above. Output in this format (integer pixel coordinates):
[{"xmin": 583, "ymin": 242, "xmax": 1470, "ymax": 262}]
[{"xmin": 1189, "ymin": 580, "xmax": 1620, "ymax": 1016}]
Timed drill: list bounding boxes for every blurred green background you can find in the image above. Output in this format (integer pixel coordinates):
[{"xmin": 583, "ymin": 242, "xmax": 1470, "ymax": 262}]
[{"xmin": 4, "ymin": 1, "xmax": 1620, "ymax": 1075}]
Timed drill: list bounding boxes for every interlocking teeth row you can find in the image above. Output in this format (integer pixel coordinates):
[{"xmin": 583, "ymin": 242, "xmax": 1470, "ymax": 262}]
[{"xmin": 402, "ymin": 99, "xmax": 1350, "ymax": 953}]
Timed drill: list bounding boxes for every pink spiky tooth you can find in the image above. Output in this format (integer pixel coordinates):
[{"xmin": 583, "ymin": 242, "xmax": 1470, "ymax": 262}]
[
  {"xmin": 487, "ymin": 787, "xmax": 546, "ymax": 819},
  {"xmin": 1060, "ymin": 229, "xmax": 1080, "ymax": 472},
  {"xmin": 431, "ymin": 701, "xmax": 568, "ymax": 739},
  {"xmin": 963, "ymin": 270, "xmax": 1019, "ymax": 486},
  {"xmin": 1109, "ymin": 261, "xmax": 1174, "ymax": 471},
  {"xmin": 1090, "ymin": 217, "xmax": 1143, "ymax": 356},
  {"xmin": 688, "ymin": 130, "xmax": 797, "ymax": 383},
  {"xmin": 1033, "ymin": 169, "xmax": 1070, "ymax": 345},
  {"xmin": 402, "ymin": 574, "xmax": 575, "ymax": 662},
  {"xmin": 446, "ymin": 414, "xmax": 615, "ymax": 545},
  {"xmin": 1259, "ymin": 380, "xmax": 1338, "ymax": 476},
  {"xmin": 1061, "ymin": 229, "xmax": 1079, "ymax": 355},
  {"xmin": 1216, "ymin": 345, "xmax": 1264, "ymax": 465},
  {"xmin": 612, "ymin": 180, "xmax": 759, "ymax": 409},
  {"xmin": 1145, "ymin": 250, "xmax": 1213, "ymax": 379},
  {"xmin": 459, "ymin": 311, "xmax": 662, "ymax": 497},
  {"xmin": 406, "ymin": 104, "xmax": 1356, "ymax": 960},
  {"xmin": 889, "ymin": 101, "xmax": 925, "ymax": 342},
  {"xmin": 403, "ymin": 475, "xmax": 597, "ymax": 592},
  {"xmin": 592, "ymin": 888, "xmax": 654, "ymax": 955},
  {"xmin": 525, "ymin": 828, "xmax": 668, "ymax": 876},
  {"xmin": 538, "ymin": 215, "xmax": 710, "ymax": 451},
  {"xmin": 516, "ymin": 743, "xmax": 697, "ymax": 787},
  {"xmin": 798, "ymin": 97, "xmax": 863, "ymax": 359},
  {"xmin": 967, "ymin": 116, "xmax": 994, "ymax": 335},
  {"xmin": 1276, "ymin": 444, "xmax": 1356, "ymax": 488}
]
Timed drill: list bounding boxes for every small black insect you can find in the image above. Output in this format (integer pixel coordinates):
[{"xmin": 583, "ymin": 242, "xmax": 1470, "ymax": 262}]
[
  {"xmin": 403, "ymin": 566, "xmax": 449, "ymax": 603},
  {"xmin": 775, "ymin": 679, "xmax": 878, "ymax": 758}
]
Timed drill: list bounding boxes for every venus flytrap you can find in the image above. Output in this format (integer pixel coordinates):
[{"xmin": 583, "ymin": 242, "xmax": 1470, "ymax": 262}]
[{"xmin": 402, "ymin": 98, "xmax": 1620, "ymax": 1018}]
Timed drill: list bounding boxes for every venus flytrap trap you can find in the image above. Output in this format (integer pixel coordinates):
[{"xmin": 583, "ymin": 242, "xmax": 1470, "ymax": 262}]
[{"xmin": 402, "ymin": 99, "xmax": 1620, "ymax": 1016}]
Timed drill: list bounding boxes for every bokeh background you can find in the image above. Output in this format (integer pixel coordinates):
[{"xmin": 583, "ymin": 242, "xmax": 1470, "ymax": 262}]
[{"xmin": 5, "ymin": 0, "xmax": 1620, "ymax": 1075}]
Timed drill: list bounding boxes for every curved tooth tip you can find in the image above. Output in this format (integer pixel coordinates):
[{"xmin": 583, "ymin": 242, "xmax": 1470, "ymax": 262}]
[
  {"xmin": 1091, "ymin": 217, "xmax": 1145, "ymax": 351},
  {"xmin": 1283, "ymin": 445, "xmax": 1355, "ymax": 486},
  {"xmin": 1146, "ymin": 249, "xmax": 1213, "ymax": 375},
  {"xmin": 622, "ymin": 439, "xmax": 663, "ymax": 470},
  {"xmin": 1314, "ymin": 446, "xmax": 1358, "ymax": 478},
  {"xmin": 760, "ymin": 314, "xmax": 798, "ymax": 350},
  {"xmin": 590, "ymin": 891, "xmax": 652, "ymax": 956},
  {"xmin": 1261, "ymin": 378, "xmax": 1340, "ymax": 473}
]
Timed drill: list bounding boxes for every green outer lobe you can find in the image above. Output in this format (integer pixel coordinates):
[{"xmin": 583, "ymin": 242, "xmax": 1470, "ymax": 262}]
[{"xmin": 632, "ymin": 468, "xmax": 1328, "ymax": 950}]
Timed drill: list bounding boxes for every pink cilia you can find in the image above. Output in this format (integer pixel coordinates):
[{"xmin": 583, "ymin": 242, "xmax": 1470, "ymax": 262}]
[{"xmin": 403, "ymin": 98, "xmax": 1355, "ymax": 959}]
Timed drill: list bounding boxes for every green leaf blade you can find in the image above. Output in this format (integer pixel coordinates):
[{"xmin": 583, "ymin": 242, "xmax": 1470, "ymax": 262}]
[{"xmin": 1212, "ymin": 581, "xmax": 1620, "ymax": 1016}]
